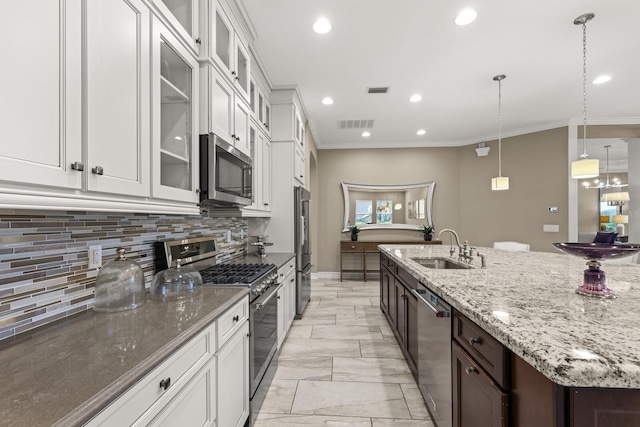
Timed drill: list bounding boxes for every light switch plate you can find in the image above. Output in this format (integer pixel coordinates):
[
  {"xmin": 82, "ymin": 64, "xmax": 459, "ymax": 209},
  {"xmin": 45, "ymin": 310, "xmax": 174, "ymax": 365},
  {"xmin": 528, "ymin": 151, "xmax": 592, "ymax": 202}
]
[{"xmin": 543, "ymin": 224, "xmax": 560, "ymax": 232}]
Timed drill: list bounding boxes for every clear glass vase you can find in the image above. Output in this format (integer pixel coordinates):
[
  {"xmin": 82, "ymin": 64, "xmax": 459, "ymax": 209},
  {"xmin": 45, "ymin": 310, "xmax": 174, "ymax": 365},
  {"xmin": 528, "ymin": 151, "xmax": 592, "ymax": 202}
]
[{"xmin": 150, "ymin": 259, "xmax": 203, "ymax": 302}]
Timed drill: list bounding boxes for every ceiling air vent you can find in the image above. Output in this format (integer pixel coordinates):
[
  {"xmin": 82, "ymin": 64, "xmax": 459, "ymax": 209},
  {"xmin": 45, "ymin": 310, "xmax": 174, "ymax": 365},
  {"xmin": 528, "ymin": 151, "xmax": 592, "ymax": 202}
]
[
  {"xmin": 338, "ymin": 119, "xmax": 375, "ymax": 130},
  {"xmin": 367, "ymin": 87, "xmax": 389, "ymax": 94}
]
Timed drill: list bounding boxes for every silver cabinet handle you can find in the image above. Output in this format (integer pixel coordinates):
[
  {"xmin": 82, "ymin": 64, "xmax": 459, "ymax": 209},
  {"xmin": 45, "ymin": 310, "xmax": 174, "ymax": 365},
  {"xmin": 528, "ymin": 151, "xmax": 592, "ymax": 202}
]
[
  {"xmin": 465, "ymin": 366, "xmax": 479, "ymax": 375},
  {"xmin": 92, "ymin": 166, "xmax": 104, "ymax": 175},
  {"xmin": 71, "ymin": 161, "xmax": 84, "ymax": 171},
  {"xmin": 468, "ymin": 337, "xmax": 482, "ymax": 346}
]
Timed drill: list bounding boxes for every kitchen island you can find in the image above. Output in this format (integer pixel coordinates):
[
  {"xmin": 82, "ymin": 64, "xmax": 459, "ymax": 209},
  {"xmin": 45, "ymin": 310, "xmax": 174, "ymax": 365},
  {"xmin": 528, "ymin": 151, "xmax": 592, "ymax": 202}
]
[
  {"xmin": 380, "ymin": 244, "xmax": 640, "ymax": 427},
  {"xmin": 0, "ymin": 287, "xmax": 248, "ymax": 427}
]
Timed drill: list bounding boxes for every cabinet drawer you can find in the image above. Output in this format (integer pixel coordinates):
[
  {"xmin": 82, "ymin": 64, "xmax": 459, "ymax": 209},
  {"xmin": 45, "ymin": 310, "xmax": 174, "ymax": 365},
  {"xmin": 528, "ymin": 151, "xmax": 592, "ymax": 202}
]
[
  {"xmin": 365, "ymin": 242, "xmax": 380, "ymax": 251},
  {"xmin": 218, "ymin": 296, "xmax": 249, "ymax": 348},
  {"xmin": 341, "ymin": 242, "xmax": 365, "ymax": 252},
  {"xmin": 278, "ymin": 257, "xmax": 295, "ymax": 282},
  {"xmin": 397, "ymin": 267, "xmax": 419, "ymax": 290},
  {"xmin": 453, "ymin": 311, "xmax": 509, "ymax": 388},
  {"xmin": 87, "ymin": 322, "xmax": 215, "ymax": 426}
]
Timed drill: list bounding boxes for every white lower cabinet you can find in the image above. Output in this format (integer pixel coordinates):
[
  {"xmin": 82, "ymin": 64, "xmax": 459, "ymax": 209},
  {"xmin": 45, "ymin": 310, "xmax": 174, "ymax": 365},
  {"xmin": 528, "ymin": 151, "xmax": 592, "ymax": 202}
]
[
  {"xmin": 217, "ymin": 321, "xmax": 250, "ymax": 427},
  {"xmin": 285, "ymin": 269, "xmax": 296, "ymax": 329},
  {"xmin": 276, "ymin": 258, "xmax": 296, "ymax": 348},
  {"xmin": 276, "ymin": 283, "xmax": 286, "ymax": 348},
  {"xmin": 86, "ymin": 297, "xmax": 250, "ymax": 427}
]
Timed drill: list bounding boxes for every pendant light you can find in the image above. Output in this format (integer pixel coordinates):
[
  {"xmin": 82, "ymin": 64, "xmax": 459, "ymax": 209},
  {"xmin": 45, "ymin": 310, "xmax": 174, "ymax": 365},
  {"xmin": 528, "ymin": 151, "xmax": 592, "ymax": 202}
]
[
  {"xmin": 491, "ymin": 74, "xmax": 509, "ymax": 191},
  {"xmin": 571, "ymin": 13, "xmax": 600, "ymax": 179}
]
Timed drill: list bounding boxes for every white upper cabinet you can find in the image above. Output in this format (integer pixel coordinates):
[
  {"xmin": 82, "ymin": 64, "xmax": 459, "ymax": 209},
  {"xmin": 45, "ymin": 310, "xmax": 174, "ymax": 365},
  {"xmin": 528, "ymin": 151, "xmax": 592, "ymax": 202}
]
[
  {"xmin": 204, "ymin": 66, "xmax": 250, "ymax": 156},
  {"xmin": 205, "ymin": 1, "xmax": 250, "ymax": 103},
  {"xmin": 85, "ymin": 0, "xmax": 151, "ymax": 197},
  {"xmin": 0, "ymin": 0, "xmax": 82, "ymax": 189},
  {"xmin": 152, "ymin": 18, "xmax": 199, "ymax": 203},
  {"xmin": 243, "ymin": 125, "xmax": 271, "ymax": 216},
  {"xmin": 152, "ymin": 0, "xmax": 201, "ymax": 53}
]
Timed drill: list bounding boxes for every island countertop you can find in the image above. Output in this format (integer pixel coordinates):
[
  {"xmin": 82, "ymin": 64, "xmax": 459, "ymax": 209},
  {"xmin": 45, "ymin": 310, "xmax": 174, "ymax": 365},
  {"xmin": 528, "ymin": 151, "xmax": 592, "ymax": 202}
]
[
  {"xmin": 379, "ymin": 244, "xmax": 640, "ymax": 389},
  {"xmin": 0, "ymin": 287, "xmax": 248, "ymax": 427}
]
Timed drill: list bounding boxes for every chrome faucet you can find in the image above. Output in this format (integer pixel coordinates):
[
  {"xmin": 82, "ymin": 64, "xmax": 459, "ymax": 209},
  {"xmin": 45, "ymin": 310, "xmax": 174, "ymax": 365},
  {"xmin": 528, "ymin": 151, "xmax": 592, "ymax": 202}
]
[{"xmin": 437, "ymin": 228, "xmax": 475, "ymax": 264}]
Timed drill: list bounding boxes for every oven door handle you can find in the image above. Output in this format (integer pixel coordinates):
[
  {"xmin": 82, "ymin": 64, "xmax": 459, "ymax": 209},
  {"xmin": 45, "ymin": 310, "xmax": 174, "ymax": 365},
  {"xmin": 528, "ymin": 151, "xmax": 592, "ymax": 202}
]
[{"xmin": 255, "ymin": 288, "xmax": 278, "ymax": 310}]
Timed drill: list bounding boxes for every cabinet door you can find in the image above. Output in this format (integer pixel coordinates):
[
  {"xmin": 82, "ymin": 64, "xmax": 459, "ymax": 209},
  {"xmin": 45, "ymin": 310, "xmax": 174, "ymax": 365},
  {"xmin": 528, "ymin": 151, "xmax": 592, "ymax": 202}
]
[
  {"xmin": 245, "ymin": 125, "xmax": 259, "ymax": 210},
  {"xmin": 405, "ymin": 288, "xmax": 418, "ymax": 374},
  {"xmin": 277, "ymin": 285, "xmax": 285, "ymax": 348},
  {"xmin": 233, "ymin": 39, "xmax": 250, "ymax": 103},
  {"xmin": 152, "ymin": 18, "xmax": 199, "ymax": 203},
  {"xmin": 0, "ymin": 0, "xmax": 82, "ymax": 189},
  {"xmin": 85, "ymin": 0, "xmax": 150, "ymax": 197},
  {"xmin": 263, "ymin": 98, "xmax": 271, "ymax": 137},
  {"xmin": 217, "ymin": 321, "xmax": 249, "ymax": 427},
  {"xmin": 146, "ymin": 356, "xmax": 216, "ymax": 427},
  {"xmin": 452, "ymin": 342, "xmax": 508, "ymax": 427},
  {"xmin": 211, "ymin": 70, "xmax": 234, "ymax": 143},
  {"xmin": 294, "ymin": 146, "xmax": 305, "ymax": 185},
  {"xmin": 394, "ymin": 280, "xmax": 406, "ymax": 345},
  {"xmin": 261, "ymin": 137, "xmax": 272, "ymax": 211},
  {"xmin": 234, "ymin": 99, "xmax": 250, "ymax": 156},
  {"xmin": 380, "ymin": 266, "xmax": 391, "ymax": 315},
  {"xmin": 152, "ymin": 0, "xmax": 200, "ymax": 52}
]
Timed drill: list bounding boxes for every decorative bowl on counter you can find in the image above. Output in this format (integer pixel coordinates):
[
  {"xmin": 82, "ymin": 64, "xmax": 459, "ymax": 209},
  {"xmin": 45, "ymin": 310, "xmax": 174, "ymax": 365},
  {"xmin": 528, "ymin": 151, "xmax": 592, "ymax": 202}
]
[{"xmin": 553, "ymin": 242, "xmax": 640, "ymax": 299}]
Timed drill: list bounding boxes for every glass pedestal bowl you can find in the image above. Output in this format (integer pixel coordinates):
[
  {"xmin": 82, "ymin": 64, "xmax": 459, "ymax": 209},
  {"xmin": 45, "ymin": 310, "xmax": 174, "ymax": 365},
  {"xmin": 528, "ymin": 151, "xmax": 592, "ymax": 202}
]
[{"xmin": 553, "ymin": 243, "xmax": 640, "ymax": 299}]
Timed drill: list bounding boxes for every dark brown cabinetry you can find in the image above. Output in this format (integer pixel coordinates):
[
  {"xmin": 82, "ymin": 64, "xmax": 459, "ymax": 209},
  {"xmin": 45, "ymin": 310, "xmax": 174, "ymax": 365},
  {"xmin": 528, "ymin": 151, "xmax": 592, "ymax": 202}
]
[{"xmin": 380, "ymin": 253, "xmax": 418, "ymax": 376}]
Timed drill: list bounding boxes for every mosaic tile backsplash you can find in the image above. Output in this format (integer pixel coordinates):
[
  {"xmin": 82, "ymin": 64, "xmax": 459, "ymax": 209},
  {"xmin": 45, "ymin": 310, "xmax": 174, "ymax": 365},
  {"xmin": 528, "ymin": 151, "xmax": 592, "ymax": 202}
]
[{"xmin": 0, "ymin": 210, "xmax": 247, "ymax": 343}]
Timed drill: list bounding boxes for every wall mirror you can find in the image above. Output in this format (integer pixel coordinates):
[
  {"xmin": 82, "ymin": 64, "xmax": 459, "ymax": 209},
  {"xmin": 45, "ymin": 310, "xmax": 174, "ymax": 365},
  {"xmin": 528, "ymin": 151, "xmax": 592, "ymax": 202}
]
[
  {"xmin": 568, "ymin": 120, "xmax": 640, "ymax": 244},
  {"xmin": 341, "ymin": 181, "xmax": 435, "ymax": 232}
]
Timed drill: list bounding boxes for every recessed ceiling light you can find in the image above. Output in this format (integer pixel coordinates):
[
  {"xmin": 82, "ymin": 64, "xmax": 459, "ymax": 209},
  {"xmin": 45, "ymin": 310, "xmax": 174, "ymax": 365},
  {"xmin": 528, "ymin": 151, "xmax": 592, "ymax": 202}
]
[
  {"xmin": 409, "ymin": 94, "xmax": 422, "ymax": 103},
  {"xmin": 417, "ymin": 129, "xmax": 426, "ymax": 135},
  {"xmin": 455, "ymin": 9, "xmax": 477, "ymax": 26},
  {"xmin": 362, "ymin": 131, "xmax": 371, "ymax": 137},
  {"xmin": 322, "ymin": 97, "xmax": 334, "ymax": 105},
  {"xmin": 593, "ymin": 75, "xmax": 612, "ymax": 84},
  {"xmin": 174, "ymin": 136, "xmax": 182, "ymax": 140},
  {"xmin": 313, "ymin": 18, "xmax": 332, "ymax": 34}
]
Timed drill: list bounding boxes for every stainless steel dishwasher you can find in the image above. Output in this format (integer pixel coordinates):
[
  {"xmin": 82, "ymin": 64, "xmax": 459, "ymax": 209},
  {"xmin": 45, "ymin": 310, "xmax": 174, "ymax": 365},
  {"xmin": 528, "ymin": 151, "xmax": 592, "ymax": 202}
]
[{"xmin": 412, "ymin": 286, "xmax": 452, "ymax": 427}]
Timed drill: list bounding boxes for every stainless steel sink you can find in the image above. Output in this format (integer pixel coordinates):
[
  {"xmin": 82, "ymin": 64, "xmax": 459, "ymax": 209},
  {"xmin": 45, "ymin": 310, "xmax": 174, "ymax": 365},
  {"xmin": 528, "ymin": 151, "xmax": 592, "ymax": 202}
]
[{"xmin": 410, "ymin": 257, "xmax": 472, "ymax": 269}]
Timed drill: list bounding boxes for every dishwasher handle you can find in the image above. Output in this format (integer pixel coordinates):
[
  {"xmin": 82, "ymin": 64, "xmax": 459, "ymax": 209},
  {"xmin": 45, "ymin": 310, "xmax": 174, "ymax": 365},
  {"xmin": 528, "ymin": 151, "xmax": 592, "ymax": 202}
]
[{"xmin": 412, "ymin": 288, "xmax": 451, "ymax": 318}]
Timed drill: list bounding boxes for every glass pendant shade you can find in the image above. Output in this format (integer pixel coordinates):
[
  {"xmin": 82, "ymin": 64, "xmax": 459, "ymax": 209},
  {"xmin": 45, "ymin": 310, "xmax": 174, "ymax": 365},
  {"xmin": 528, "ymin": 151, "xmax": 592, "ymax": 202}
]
[
  {"xmin": 491, "ymin": 176, "xmax": 509, "ymax": 191},
  {"xmin": 571, "ymin": 158, "xmax": 600, "ymax": 179}
]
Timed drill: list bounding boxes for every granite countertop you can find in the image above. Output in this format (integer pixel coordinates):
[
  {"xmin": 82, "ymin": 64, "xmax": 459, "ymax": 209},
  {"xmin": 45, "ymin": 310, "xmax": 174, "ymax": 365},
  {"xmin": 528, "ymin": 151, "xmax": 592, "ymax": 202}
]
[
  {"xmin": 0, "ymin": 287, "xmax": 248, "ymax": 427},
  {"xmin": 380, "ymin": 244, "xmax": 640, "ymax": 389}
]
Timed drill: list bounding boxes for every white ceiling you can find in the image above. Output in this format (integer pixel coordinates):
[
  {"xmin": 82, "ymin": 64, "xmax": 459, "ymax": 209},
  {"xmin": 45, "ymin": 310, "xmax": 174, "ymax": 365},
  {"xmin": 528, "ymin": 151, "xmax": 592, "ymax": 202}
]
[{"xmin": 240, "ymin": 0, "xmax": 640, "ymax": 150}]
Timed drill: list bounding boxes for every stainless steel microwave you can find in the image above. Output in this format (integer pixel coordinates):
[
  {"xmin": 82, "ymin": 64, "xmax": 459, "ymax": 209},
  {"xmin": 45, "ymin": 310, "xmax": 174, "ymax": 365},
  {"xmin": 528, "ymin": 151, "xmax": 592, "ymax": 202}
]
[{"xmin": 199, "ymin": 133, "xmax": 252, "ymax": 207}]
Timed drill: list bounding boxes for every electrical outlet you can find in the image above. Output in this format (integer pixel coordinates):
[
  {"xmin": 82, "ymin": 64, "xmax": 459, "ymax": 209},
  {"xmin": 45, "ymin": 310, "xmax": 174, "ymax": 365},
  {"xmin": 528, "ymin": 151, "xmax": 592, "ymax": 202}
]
[
  {"xmin": 543, "ymin": 224, "xmax": 560, "ymax": 233},
  {"xmin": 89, "ymin": 245, "xmax": 102, "ymax": 269}
]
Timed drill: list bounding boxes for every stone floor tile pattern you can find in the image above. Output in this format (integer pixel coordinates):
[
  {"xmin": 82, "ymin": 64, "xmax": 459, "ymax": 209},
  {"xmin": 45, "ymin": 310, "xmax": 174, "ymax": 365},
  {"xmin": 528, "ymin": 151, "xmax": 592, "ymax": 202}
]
[{"xmin": 254, "ymin": 279, "xmax": 435, "ymax": 427}]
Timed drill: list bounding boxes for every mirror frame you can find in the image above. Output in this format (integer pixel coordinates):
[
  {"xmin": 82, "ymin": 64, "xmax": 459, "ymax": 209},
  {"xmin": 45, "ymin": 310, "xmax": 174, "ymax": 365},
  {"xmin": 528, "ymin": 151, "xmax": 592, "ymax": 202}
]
[{"xmin": 341, "ymin": 181, "xmax": 435, "ymax": 232}]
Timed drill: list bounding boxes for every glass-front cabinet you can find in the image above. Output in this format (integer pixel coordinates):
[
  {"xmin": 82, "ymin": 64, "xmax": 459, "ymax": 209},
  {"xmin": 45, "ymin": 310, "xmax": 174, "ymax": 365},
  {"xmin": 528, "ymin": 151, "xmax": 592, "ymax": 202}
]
[
  {"xmin": 210, "ymin": 2, "xmax": 250, "ymax": 103},
  {"xmin": 153, "ymin": 0, "xmax": 200, "ymax": 53},
  {"xmin": 152, "ymin": 18, "xmax": 199, "ymax": 203}
]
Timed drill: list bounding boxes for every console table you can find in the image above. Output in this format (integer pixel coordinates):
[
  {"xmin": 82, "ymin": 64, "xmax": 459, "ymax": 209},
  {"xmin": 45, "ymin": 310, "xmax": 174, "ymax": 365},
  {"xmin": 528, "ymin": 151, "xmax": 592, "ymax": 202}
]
[{"xmin": 340, "ymin": 240, "xmax": 442, "ymax": 281}]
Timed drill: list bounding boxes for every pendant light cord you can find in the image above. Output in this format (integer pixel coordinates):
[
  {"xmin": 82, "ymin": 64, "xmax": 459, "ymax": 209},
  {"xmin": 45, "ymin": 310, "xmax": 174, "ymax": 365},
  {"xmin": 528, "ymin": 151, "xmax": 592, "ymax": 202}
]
[
  {"xmin": 498, "ymin": 77, "xmax": 503, "ymax": 177},
  {"xmin": 581, "ymin": 20, "xmax": 588, "ymax": 158}
]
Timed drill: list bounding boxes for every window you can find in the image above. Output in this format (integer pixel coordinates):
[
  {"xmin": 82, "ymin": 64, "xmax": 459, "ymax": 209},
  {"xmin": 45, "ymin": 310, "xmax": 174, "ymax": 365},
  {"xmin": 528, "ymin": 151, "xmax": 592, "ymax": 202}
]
[
  {"xmin": 376, "ymin": 200, "xmax": 392, "ymax": 224},
  {"xmin": 355, "ymin": 200, "xmax": 372, "ymax": 225}
]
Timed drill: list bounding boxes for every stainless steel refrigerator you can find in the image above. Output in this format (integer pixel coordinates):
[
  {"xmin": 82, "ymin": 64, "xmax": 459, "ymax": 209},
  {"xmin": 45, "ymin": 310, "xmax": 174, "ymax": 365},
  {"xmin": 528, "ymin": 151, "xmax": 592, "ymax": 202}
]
[{"xmin": 294, "ymin": 186, "xmax": 312, "ymax": 318}]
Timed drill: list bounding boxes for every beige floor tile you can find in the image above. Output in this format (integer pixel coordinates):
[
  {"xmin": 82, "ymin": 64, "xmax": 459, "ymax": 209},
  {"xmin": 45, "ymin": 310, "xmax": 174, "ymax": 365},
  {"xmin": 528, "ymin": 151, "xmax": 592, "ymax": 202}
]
[
  {"xmin": 371, "ymin": 419, "xmax": 435, "ymax": 427},
  {"xmin": 336, "ymin": 314, "xmax": 389, "ymax": 326},
  {"xmin": 401, "ymin": 383, "xmax": 431, "ymax": 420},
  {"xmin": 355, "ymin": 305, "xmax": 384, "ymax": 316},
  {"xmin": 319, "ymin": 297, "xmax": 373, "ymax": 306},
  {"xmin": 291, "ymin": 380, "xmax": 412, "ymax": 419},
  {"xmin": 332, "ymin": 357, "xmax": 414, "ymax": 383},
  {"xmin": 359, "ymin": 339, "xmax": 405, "ymax": 359},
  {"xmin": 311, "ymin": 325, "xmax": 383, "ymax": 340},
  {"xmin": 337, "ymin": 290, "xmax": 380, "ymax": 298},
  {"xmin": 274, "ymin": 356, "xmax": 333, "ymax": 381},
  {"xmin": 287, "ymin": 325, "xmax": 314, "ymax": 339},
  {"xmin": 278, "ymin": 338, "xmax": 361, "ymax": 358},
  {"xmin": 259, "ymin": 379, "xmax": 298, "ymax": 414},
  {"xmin": 293, "ymin": 314, "xmax": 336, "ymax": 326},
  {"xmin": 254, "ymin": 414, "xmax": 372, "ymax": 427},
  {"xmin": 304, "ymin": 305, "xmax": 358, "ymax": 316}
]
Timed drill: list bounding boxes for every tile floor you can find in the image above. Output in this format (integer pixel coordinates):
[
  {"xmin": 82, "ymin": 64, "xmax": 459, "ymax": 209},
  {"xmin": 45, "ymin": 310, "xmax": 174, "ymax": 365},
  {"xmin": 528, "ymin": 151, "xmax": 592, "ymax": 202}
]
[{"xmin": 254, "ymin": 279, "xmax": 435, "ymax": 427}]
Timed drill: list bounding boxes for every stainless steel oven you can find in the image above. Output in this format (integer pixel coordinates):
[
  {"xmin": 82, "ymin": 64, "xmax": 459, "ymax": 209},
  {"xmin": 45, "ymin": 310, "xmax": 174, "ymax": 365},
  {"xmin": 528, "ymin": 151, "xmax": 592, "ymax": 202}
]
[{"xmin": 249, "ymin": 284, "xmax": 278, "ymax": 398}]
